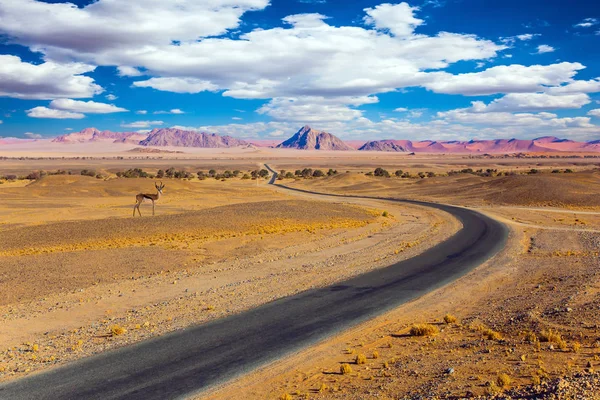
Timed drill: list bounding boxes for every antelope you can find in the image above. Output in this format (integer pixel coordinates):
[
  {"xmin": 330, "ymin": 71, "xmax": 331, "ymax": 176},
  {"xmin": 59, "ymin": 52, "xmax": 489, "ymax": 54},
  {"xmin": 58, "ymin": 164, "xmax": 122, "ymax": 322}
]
[{"xmin": 133, "ymin": 182, "xmax": 165, "ymax": 217}]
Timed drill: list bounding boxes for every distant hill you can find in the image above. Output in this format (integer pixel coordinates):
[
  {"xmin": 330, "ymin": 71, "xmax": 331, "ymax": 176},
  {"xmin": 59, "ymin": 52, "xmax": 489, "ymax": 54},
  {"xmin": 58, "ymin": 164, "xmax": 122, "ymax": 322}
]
[
  {"xmin": 357, "ymin": 137, "xmax": 600, "ymax": 153},
  {"xmin": 359, "ymin": 140, "xmax": 406, "ymax": 152},
  {"xmin": 139, "ymin": 128, "xmax": 248, "ymax": 148},
  {"xmin": 276, "ymin": 125, "xmax": 354, "ymax": 151},
  {"xmin": 52, "ymin": 128, "xmax": 143, "ymax": 143}
]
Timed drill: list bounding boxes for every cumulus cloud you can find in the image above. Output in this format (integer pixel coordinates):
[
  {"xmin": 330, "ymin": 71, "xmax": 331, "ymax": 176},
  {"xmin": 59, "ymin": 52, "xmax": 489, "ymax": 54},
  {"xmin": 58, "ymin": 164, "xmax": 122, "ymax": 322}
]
[
  {"xmin": 424, "ymin": 62, "xmax": 584, "ymax": 96},
  {"xmin": 394, "ymin": 107, "xmax": 408, "ymax": 112},
  {"xmin": 133, "ymin": 78, "xmax": 218, "ymax": 93},
  {"xmin": 136, "ymin": 110, "xmax": 148, "ymax": 115},
  {"xmin": 0, "ymin": 0, "xmax": 270, "ymax": 61},
  {"xmin": 117, "ymin": 66, "xmax": 143, "ymax": 77},
  {"xmin": 258, "ymin": 96, "xmax": 377, "ymax": 122},
  {"xmin": 49, "ymin": 99, "xmax": 128, "ymax": 114},
  {"xmin": 154, "ymin": 109, "xmax": 185, "ymax": 114},
  {"xmin": 588, "ymin": 109, "xmax": 600, "ymax": 117},
  {"xmin": 105, "ymin": 94, "xmax": 117, "ymax": 101},
  {"xmin": 574, "ymin": 18, "xmax": 598, "ymax": 28},
  {"xmin": 450, "ymin": 93, "xmax": 591, "ymax": 113},
  {"xmin": 24, "ymin": 132, "xmax": 43, "ymax": 139},
  {"xmin": 536, "ymin": 44, "xmax": 555, "ymax": 54},
  {"xmin": 121, "ymin": 120, "xmax": 164, "ymax": 128},
  {"xmin": 363, "ymin": 2, "xmax": 424, "ymax": 37},
  {"xmin": 0, "ymin": 55, "xmax": 102, "ymax": 100},
  {"xmin": 26, "ymin": 107, "xmax": 85, "ymax": 119}
]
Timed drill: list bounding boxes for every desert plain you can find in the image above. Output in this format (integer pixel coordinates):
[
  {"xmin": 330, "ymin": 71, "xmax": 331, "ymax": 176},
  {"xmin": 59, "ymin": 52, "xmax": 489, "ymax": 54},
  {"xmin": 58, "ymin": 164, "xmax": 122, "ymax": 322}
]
[{"xmin": 1, "ymin": 145, "xmax": 600, "ymax": 399}]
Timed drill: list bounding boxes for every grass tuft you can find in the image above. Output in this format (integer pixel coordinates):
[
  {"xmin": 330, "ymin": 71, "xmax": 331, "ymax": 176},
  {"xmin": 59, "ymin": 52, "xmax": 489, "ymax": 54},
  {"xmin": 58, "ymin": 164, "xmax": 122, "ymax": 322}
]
[
  {"xmin": 410, "ymin": 323, "xmax": 439, "ymax": 337},
  {"xmin": 539, "ymin": 329, "xmax": 561, "ymax": 343},
  {"xmin": 110, "ymin": 325, "xmax": 127, "ymax": 336},
  {"xmin": 497, "ymin": 373, "xmax": 511, "ymax": 388},
  {"xmin": 340, "ymin": 363, "xmax": 353, "ymax": 375},
  {"xmin": 482, "ymin": 328, "xmax": 502, "ymax": 341},
  {"xmin": 443, "ymin": 314, "xmax": 457, "ymax": 324},
  {"xmin": 355, "ymin": 353, "xmax": 367, "ymax": 365}
]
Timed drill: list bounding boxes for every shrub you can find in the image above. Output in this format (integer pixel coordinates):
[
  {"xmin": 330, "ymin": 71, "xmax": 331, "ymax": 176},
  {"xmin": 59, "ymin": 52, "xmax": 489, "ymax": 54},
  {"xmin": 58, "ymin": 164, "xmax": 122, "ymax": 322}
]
[
  {"xmin": 312, "ymin": 169, "xmax": 325, "ymax": 177},
  {"xmin": 156, "ymin": 169, "xmax": 165, "ymax": 178},
  {"xmin": 285, "ymin": 172, "xmax": 294, "ymax": 179},
  {"xmin": 372, "ymin": 351, "xmax": 379, "ymax": 359},
  {"xmin": 382, "ymin": 211, "xmax": 389, "ymax": 217},
  {"xmin": 327, "ymin": 168, "xmax": 338, "ymax": 176},
  {"xmin": 443, "ymin": 314, "xmax": 457, "ymax": 324},
  {"xmin": 355, "ymin": 353, "xmax": 367, "ymax": 364},
  {"xmin": 241, "ymin": 174, "xmax": 250, "ymax": 180},
  {"xmin": 279, "ymin": 394, "xmax": 292, "ymax": 400},
  {"xmin": 318, "ymin": 383, "xmax": 328, "ymax": 392},
  {"xmin": 80, "ymin": 169, "xmax": 96, "ymax": 177},
  {"xmin": 110, "ymin": 325, "xmax": 127, "ymax": 336},
  {"xmin": 524, "ymin": 331, "xmax": 538, "ymax": 343},
  {"xmin": 340, "ymin": 363, "xmax": 353, "ymax": 374},
  {"xmin": 539, "ymin": 329, "xmax": 561, "ymax": 343},
  {"xmin": 497, "ymin": 373, "xmax": 511, "ymax": 388},
  {"xmin": 374, "ymin": 167, "xmax": 390, "ymax": 177},
  {"xmin": 483, "ymin": 328, "xmax": 502, "ymax": 341},
  {"xmin": 395, "ymin": 170, "xmax": 403, "ymax": 177},
  {"xmin": 486, "ymin": 381, "xmax": 502, "ymax": 395},
  {"xmin": 572, "ymin": 341, "xmax": 582, "ymax": 352},
  {"xmin": 532, "ymin": 374, "xmax": 541, "ymax": 385},
  {"xmin": 410, "ymin": 324, "xmax": 439, "ymax": 337}
]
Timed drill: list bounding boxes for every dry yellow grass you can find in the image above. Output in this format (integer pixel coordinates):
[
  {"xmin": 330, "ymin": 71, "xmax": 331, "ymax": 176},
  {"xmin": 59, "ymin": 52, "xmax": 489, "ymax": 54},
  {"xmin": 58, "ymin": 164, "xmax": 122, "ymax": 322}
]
[
  {"xmin": 483, "ymin": 328, "xmax": 502, "ymax": 341},
  {"xmin": 355, "ymin": 354, "xmax": 367, "ymax": 365},
  {"xmin": 110, "ymin": 325, "xmax": 127, "ymax": 336},
  {"xmin": 340, "ymin": 363, "xmax": 353, "ymax": 375},
  {"xmin": 497, "ymin": 373, "xmax": 511, "ymax": 388},
  {"xmin": 409, "ymin": 323, "xmax": 439, "ymax": 337},
  {"xmin": 443, "ymin": 314, "xmax": 457, "ymax": 324},
  {"xmin": 539, "ymin": 329, "xmax": 562, "ymax": 343}
]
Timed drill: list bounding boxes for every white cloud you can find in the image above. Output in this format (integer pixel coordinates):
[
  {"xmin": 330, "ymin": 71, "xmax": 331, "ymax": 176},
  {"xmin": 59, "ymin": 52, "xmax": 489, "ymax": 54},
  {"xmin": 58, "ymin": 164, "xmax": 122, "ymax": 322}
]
[
  {"xmin": 588, "ymin": 109, "xmax": 600, "ymax": 117},
  {"xmin": 536, "ymin": 44, "xmax": 555, "ymax": 54},
  {"xmin": 409, "ymin": 110, "xmax": 423, "ymax": 118},
  {"xmin": 363, "ymin": 2, "xmax": 424, "ymax": 37},
  {"xmin": 121, "ymin": 120, "xmax": 164, "ymax": 128},
  {"xmin": 26, "ymin": 107, "xmax": 85, "ymax": 119},
  {"xmin": 154, "ymin": 109, "xmax": 185, "ymax": 114},
  {"xmin": 517, "ymin": 33, "xmax": 540, "ymax": 41},
  {"xmin": 546, "ymin": 79, "xmax": 600, "ymax": 95},
  {"xmin": 232, "ymin": 117, "xmax": 243, "ymax": 120},
  {"xmin": 394, "ymin": 107, "xmax": 408, "ymax": 112},
  {"xmin": 257, "ymin": 96, "xmax": 376, "ymax": 122},
  {"xmin": 105, "ymin": 94, "xmax": 118, "ymax": 101},
  {"xmin": 423, "ymin": 62, "xmax": 584, "ymax": 95},
  {"xmin": 136, "ymin": 110, "xmax": 148, "ymax": 115},
  {"xmin": 49, "ymin": 99, "xmax": 128, "ymax": 114},
  {"xmin": 0, "ymin": 120, "xmax": 3, "ymax": 124},
  {"xmin": 133, "ymin": 78, "xmax": 218, "ymax": 93},
  {"xmin": 117, "ymin": 66, "xmax": 143, "ymax": 77},
  {"xmin": 24, "ymin": 132, "xmax": 42, "ymax": 139},
  {"xmin": 452, "ymin": 93, "xmax": 591, "ymax": 113},
  {"xmin": 0, "ymin": 0, "xmax": 270, "ymax": 62},
  {"xmin": 0, "ymin": 55, "xmax": 102, "ymax": 100},
  {"xmin": 574, "ymin": 18, "xmax": 598, "ymax": 28}
]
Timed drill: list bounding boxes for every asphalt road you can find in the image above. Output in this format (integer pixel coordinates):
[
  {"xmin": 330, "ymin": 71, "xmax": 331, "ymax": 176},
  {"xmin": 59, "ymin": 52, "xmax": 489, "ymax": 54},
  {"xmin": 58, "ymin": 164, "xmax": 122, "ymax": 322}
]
[{"xmin": 0, "ymin": 169, "xmax": 507, "ymax": 400}]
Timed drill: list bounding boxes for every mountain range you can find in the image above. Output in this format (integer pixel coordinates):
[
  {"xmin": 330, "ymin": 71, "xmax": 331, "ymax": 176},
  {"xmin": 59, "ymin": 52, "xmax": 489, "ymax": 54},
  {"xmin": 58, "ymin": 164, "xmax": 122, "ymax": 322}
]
[{"xmin": 7, "ymin": 126, "xmax": 599, "ymax": 153}]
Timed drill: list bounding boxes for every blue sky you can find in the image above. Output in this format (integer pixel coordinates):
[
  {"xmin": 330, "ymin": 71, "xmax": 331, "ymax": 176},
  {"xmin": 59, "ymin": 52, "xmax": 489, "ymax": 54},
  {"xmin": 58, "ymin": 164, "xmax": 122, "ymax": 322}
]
[{"xmin": 0, "ymin": 0, "xmax": 599, "ymax": 140}]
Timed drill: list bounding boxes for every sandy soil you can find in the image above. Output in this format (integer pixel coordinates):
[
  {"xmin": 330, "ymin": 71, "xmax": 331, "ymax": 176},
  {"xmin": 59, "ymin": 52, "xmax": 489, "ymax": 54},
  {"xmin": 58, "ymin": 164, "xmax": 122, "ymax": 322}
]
[
  {"xmin": 208, "ymin": 171, "xmax": 600, "ymax": 399},
  {"xmin": 0, "ymin": 173, "xmax": 456, "ymax": 384}
]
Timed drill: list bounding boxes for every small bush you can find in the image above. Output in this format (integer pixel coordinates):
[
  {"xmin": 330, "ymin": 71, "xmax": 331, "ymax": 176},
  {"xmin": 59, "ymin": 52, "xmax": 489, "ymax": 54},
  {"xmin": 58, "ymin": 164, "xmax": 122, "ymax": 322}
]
[
  {"xmin": 443, "ymin": 314, "xmax": 457, "ymax": 324},
  {"xmin": 318, "ymin": 383, "xmax": 328, "ymax": 392},
  {"xmin": 486, "ymin": 381, "xmax": 502, "ymax": 395},
  {"xmin": 382, "ymin": 211, "xmax": 389, "ymax": 217},
  {"xmin": 110, "ymin": 325, "xmax": 127, "ymax": 336},
  {"xmin": 557, "ymin": 338, "xmax": 568, "ymax": 350},
  {"xmin": 497, "ymin": 373, "xmax": 511, "ymax": 388},
  {"xmin": 539, "ymin": 329, "xmax": 561, "ymax": 343},
  {"xmin": 355, "ymin": 353, "xmax": 367, "ymax": 365},
  {"xmin": 410, "ymin": 324, "xmax": 439, "ymax": 337},
  {"xmin": 483, "ymin": 328, "xmax": 502, "ymax": 341},
  {"xmin": 524, "ymin": 331, "xmax": 538, "ymax": 343},
  {"xmin": 279, "ymin": 394, "xmax": 292, "ymax": 400},
  {"xmin": 340, "ymin": 363, "xmax": 353, "ymax": 374},
  {"xmin": 372, "ymin": 351, "xmax": 379, "ymax": 359},
  {"xmin": 531, "ymin": 374, "xmax": 541, "ymax": 385},
  {"xmin": 572, "ymin": 341, "xmax": 582, "ymax": 352}
]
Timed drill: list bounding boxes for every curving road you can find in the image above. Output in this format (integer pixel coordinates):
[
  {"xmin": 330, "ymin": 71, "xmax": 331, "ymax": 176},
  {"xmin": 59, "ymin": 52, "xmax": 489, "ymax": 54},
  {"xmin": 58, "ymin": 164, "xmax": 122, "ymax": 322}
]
[{"xmin": 0, "ymin": 168, "xmax": 507, "ymax": 400}]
